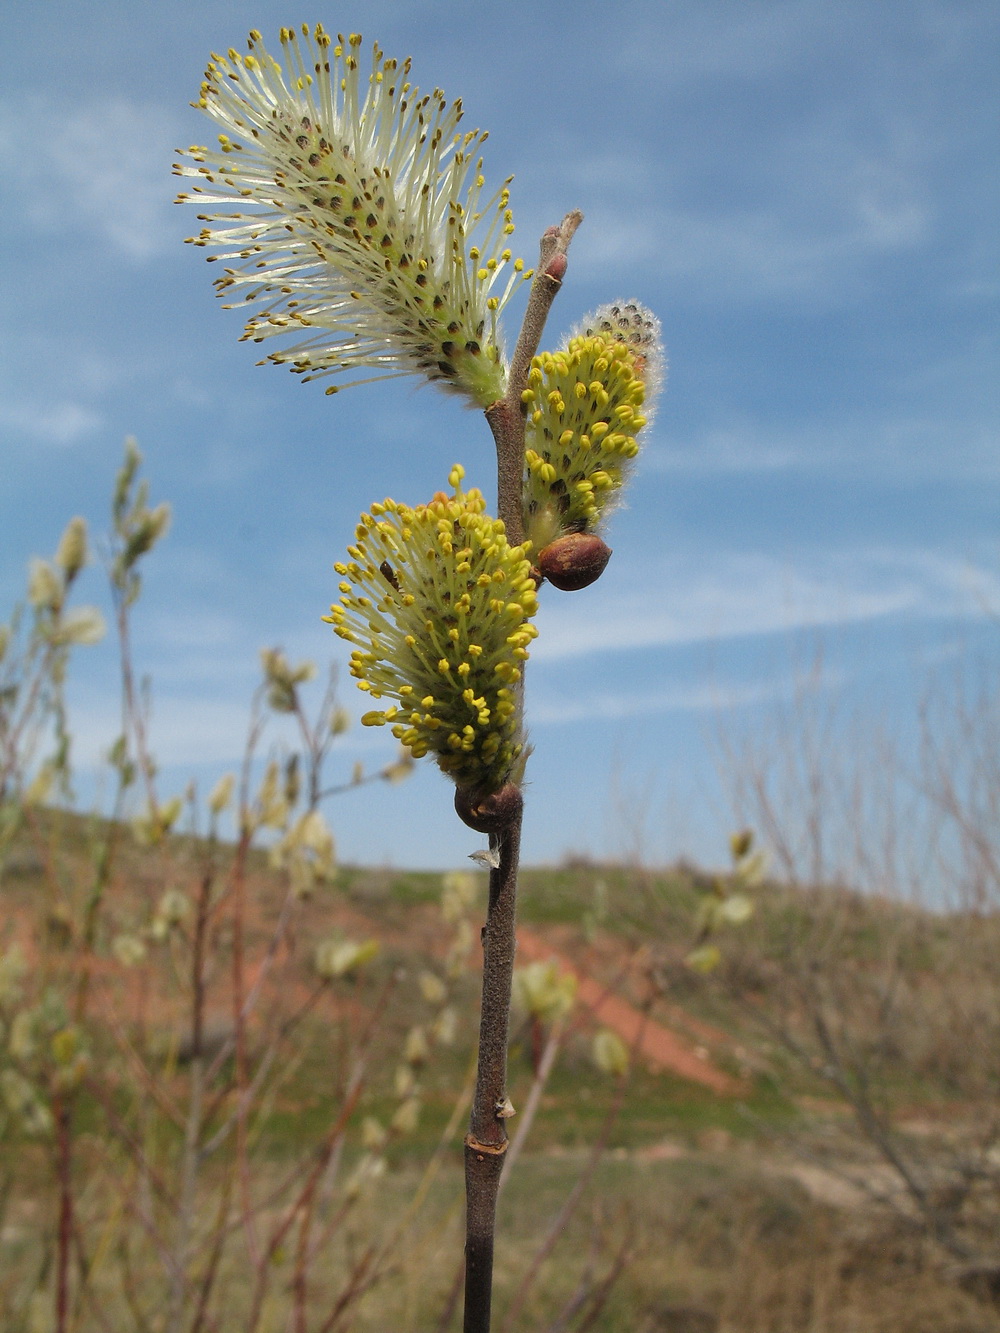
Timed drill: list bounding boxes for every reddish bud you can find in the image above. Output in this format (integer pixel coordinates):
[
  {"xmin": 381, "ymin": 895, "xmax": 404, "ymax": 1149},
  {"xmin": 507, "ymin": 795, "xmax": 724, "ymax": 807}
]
[
  {"xmin": 537, "ymin": 532, "xmax": 612, "ymax": 591},
  {"xmin": 545, "ymin": 252, "xmax": 568, "ymax": 282},
  {"xmin": 455, "ymin": 782, "xmax": 523, "ymax": 834}
]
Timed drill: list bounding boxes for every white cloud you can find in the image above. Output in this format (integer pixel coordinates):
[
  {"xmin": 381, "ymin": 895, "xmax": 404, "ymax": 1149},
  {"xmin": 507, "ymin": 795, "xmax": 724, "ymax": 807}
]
[
  {"xmin": 0, "ymin": 400, "xmax": 102, "ymax": 446},
  {"xmin": 534, "ymin": 8, "xmax": 944, "ymax": 306},
  {"xmin": 567, "ymin": 182, "xmax": 929, "ymax": 303},
  {"xmin": 646, "ymin": 412, "xmax": 1000, "ymax": 482},
  {"xmin": 68, "ymin": 693, "xmax": 254, "ymax": 771},
  {"xmin": 647, "ymin": 426, "xmax": 807, "ymax": 475},
  {"xmin": 532, "ymin": 548, "xmax": 998, "ymax": 662},
  {"xmin": 531, "ymin": 675, "xmax": 790, "ymax": 726},
  {"xmin": 66, "ymin": 680, "xmax": 391, "ymax": 775},
  {"xmin": 0, "ymin": 97, "xmax": 182, "ymax": 260}
]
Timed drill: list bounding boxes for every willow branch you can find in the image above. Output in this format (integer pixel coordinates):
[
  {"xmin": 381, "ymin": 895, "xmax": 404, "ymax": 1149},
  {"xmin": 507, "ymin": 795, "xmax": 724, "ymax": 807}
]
[
  {"xmin": 486, "ymin": 210, "xmax": 583, "ymax": 546},
  {"xmin": 463, "ymin": 212, "xmax": 583, "ymax": 1333}
]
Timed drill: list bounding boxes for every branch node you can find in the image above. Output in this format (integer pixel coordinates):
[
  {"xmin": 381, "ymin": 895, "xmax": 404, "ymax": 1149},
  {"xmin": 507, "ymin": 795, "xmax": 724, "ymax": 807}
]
[{"xmin": 464, "ymin": 1133, "xmax": 509, "ymax": 1158}]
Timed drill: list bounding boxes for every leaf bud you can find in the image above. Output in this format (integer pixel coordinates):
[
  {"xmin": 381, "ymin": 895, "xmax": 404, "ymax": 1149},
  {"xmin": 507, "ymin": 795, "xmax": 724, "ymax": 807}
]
[
  {"xmin": 454, "ymin": 781, "xmax": 522, "ymax": 834},
  {"xmin": 537, "ymin": 532, "xmax": 612, "ymax": 591}
]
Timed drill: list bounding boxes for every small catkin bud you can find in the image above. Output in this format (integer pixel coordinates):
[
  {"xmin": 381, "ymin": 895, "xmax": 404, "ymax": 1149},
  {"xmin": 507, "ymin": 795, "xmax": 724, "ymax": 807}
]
[
  {"xmin": 454, "ymin": 782, "xmax": 523, "ymax": 834},
  {"xmin": 28, "ymin": 559, "xmax": 62, "ymax": 611},
  {"xmin": 522, "ymin": 303, "xmax": 663, "ymax": 556},
  {"xmin": 537, "ymin": 532, "xmax": 612, "ymax": 591},
  {"xmin": 54, "ymin": 517, "xmax": 88, "ymax": 583}
]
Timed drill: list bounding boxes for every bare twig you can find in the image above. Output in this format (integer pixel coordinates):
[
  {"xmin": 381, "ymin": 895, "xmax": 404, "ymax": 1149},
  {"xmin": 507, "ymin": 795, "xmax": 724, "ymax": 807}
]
[
  {"xmin": 568, "ymin": 1217, "xmax": 634, "ymax": 1333},
  {"xmin": 485, "ymin": 211, "xmax": 583, "ymax": 550},
  {"xmin": 461, "ymin": 211, "xmax": 582, "ymax": 1333},
  {"xmin": 498, "ymin": 1062, "xmax": 634, "ymax": 1333},
  {"xmin": 500, "ymin": 986, "xmax": 649, "ymax": 1333},
  {"xmin": 54, "ymin": 1097, "xmax": 73, "ymax": 1333},
  {"xmin": 497, "ymin": 1012, "xmax": 566, "ymax": 1197}
]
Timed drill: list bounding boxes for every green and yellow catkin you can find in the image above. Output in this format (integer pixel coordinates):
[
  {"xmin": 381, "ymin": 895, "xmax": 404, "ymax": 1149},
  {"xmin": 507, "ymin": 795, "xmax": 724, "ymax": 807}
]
[
  {"xmin": 325, "ymin": 467, "xmax": 537, "ymax": 793},
  {"xmin": 175, "ymin": 25, "xmax": 529, "ymax": 407},
  {"xmin": 522, "ymin": 300, "xmax": 663, "ymax": 553}
]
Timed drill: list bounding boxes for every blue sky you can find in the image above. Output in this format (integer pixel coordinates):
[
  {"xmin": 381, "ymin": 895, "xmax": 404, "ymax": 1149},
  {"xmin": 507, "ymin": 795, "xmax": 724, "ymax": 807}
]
[{"xmin": 2, "ymin": 0, "xmax": 997, "ymax": 871}]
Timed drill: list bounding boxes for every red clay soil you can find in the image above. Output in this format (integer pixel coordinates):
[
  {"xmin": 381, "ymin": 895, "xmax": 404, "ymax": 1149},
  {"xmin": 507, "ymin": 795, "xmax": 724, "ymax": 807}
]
[
  {"xmin": 517, "ymin": 926, "xmax": 740, "ymax": 1095},
  {"xmin": 5, "ymin": 862, "xmax": 740, "ymax": 1096}
]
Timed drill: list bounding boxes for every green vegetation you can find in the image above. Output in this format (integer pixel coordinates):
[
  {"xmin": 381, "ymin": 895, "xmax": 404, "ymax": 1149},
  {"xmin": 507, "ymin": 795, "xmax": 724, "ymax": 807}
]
[{"xmin": 4, "ymin": 803, "xmax": 1000, "ymax": 1330}]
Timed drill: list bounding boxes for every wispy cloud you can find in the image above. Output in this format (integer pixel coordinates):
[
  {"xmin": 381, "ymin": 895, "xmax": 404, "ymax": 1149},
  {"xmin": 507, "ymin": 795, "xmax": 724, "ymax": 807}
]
[
  {"xmin": 66, "ymin": 680, "xmax": 393, "ymax": 775},
  {"xmin": 66, "ymin": 691, "xmax": 254, "ymax": 772},
  {"xmin": 563, "ymin": 163, "xmax": 930, "ymax": 303},
  {"xmin": 633, "ymin": 0, "xmax": 993, "ymax": 93},
  {"xmin": 0, "ymin": 97, "xmax": 181, "ymax": 260},
  {"xmin": 532, "ymin": 548, "xmax": 998, "ymax": 661},
  {"xmin": 647, "ymin": 412, "xmax": 1000, "ymax": 481},
  {"xmin": 0, "ymin": 400, "xmax": 102, "ymax": 446},
  {"xmin": 531, "ymin": 675, "xmax": 791, "ymax": 726},
  {"xmin": 529, "ymin": 4, "xmax": 966, "ymax": 306}
]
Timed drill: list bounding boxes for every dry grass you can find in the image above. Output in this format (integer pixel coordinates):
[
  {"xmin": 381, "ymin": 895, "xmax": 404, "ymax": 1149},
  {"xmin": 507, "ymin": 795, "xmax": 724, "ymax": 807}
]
[{"xmin": 3, "ymin": 814, "xmax": 1000, "ymax": 1330}]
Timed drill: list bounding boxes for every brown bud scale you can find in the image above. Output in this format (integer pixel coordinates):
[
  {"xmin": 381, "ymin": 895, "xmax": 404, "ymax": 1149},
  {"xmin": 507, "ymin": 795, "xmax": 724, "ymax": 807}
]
[
  {"xmin": 455, "ymin": 782, "xmax": 523, "ymax": 834},
  {"xmin": 537, "ymin": 532, "xmax": 612, "ymax": 591}
]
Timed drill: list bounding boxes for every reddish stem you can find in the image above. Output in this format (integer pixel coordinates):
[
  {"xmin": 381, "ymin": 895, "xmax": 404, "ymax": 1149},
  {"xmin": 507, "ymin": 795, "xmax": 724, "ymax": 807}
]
[
  {"xmin": 55, "ymin": 1095, "xmax": 73, "ymax": 1333},
  {"xmin": 462, "ymin": 212, "xmax": 583, "ymax": 1333}
]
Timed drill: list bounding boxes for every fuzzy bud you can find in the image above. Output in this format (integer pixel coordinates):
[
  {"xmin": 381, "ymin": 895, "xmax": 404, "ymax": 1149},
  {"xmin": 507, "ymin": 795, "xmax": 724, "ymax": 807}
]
[
  {"xmin": 51, "ymin": 606, "xmax": 106, "ymax": 646},
  {"xmin": 54, "ymin": 517, "xmax": 88, "ymax": 583},
  {"xmin": 208, "ymin": 773, "xmax": 235, "ymax": 816},
  {"xmin": 513, "ymin": 960, "xmax": 576, "ymax": 1023},
  {"xmin": 521, "ymin": 311, "xmax": 661, "ymax": 554},
  {"xmin": 28, "ymin": 559, "xmax": 62, "ymax": 612},
  {"xmin": 592, "ymin": 1028, "xmax": 630, "ymax": 1078}
]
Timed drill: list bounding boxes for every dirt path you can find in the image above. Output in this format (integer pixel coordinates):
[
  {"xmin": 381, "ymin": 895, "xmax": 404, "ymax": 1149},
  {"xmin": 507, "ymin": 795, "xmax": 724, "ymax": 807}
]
[{"xmin": 517, "ymin": 927, "xmax": 740, "ymax": 1095}]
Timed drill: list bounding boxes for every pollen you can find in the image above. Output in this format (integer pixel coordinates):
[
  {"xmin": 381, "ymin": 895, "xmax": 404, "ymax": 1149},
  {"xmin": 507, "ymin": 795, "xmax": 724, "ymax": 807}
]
[
  {"xmin": 175, "ymin": 26, "xmax": 531, "ymax": 408},
  {"xmin": 324, "ymin": 469, "xmax": 537, "ymax": 792},
  {"xmin": 521, "ymin": 308, "xmax": 664, "ymax": 552}
]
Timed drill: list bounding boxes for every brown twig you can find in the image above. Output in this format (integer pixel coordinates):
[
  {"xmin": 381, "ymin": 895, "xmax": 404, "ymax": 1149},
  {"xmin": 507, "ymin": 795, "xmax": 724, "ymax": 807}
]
[
  {"xmin": 498, "ymin": 1012, "xmax": 566, "ymax": 1199},
  {"xmin": 485, "ymin": 211, "xmax": 583, "ymax": 551},
  {"xmin": 462, "ymin": 809, "xmax": 521, "ymax": 1333},
  {"xmin": 317, "ymin": 1243, "xmax": 380, "ymax": 1333},
  {"xmin": 436, "ymin": 1257, "xmax": 466, "ymax": 1333},
  {"xmin": 565, "ymin": 1215, "xmax": 635, "ymax": 1333},
  {"xmin": 462, "ymin": 212, "xmax": 582, "ymax": 1333},
  {"xmin": 246, "ymin": 973, "xmax": 396, "ymax": 1333},
  {"xmin": 69, "ymin": 1213, "xmax": 117, "ymax": 1333},
  {"xmin": 188, "ymin": 1171, "xmax": 235, "ymax": 1333},
  {"xmin": 165, "ymin": 858, "xmax": 217, "ymax": 1333},
  {"xmin": 498, "ymin": 1071, "xmax": 629, "ymax": 1333},
  {"xmin": 54, "ymin": 1096, "xmax": 73, "ymax": 1333},
  {"xmin": 499, "ymin": 992, "xmax": 649, "ymax": 1333},
  {"xmin": 227, "ymin": 815, "xmax": 261, "ymax": 1269}
]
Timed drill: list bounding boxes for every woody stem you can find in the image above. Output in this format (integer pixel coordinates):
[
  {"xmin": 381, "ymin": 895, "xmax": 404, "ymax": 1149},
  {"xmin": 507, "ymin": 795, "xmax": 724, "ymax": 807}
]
[{"xmin": 462, "ymin": 212, "xmax": 583, "ymax": 1333}]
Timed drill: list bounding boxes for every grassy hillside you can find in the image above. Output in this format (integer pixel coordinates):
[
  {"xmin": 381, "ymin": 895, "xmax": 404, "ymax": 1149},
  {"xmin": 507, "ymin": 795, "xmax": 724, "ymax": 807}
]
[{"xmin": 2, "ymin": 806, "xmax": 999, "ymax": 1331}]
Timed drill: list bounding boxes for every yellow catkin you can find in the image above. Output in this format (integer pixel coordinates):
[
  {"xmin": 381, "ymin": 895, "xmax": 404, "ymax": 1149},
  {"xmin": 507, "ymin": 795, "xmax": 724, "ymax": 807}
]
[{"xmin": 325, "ymin": 467, "xmax": 537, "ymax": 791}]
